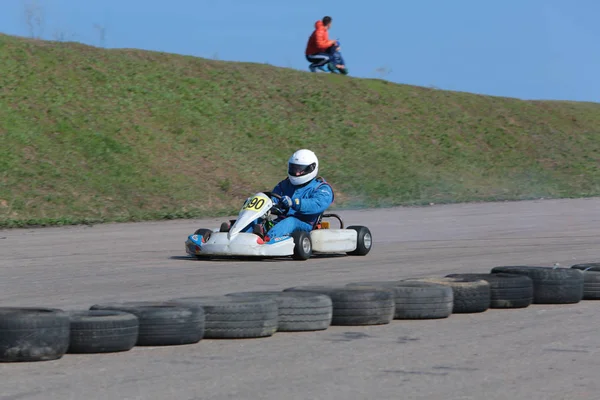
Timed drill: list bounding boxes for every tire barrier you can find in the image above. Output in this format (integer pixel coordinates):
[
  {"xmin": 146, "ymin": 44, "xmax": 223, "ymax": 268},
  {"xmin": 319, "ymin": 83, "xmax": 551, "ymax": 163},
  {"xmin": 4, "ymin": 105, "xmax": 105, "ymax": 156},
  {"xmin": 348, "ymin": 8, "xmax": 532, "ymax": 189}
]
[{"xmin": 0, "ymin": 263, "xmax": 592, "ymax": 362}]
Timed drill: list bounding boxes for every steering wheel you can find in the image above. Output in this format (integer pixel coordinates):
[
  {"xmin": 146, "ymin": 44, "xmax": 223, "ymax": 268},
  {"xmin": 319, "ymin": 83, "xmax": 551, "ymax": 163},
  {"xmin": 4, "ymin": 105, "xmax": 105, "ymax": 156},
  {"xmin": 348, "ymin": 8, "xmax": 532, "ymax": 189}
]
[{"xmin": 262, "ymin": 191, "xmax": 288, "ymax": 216}]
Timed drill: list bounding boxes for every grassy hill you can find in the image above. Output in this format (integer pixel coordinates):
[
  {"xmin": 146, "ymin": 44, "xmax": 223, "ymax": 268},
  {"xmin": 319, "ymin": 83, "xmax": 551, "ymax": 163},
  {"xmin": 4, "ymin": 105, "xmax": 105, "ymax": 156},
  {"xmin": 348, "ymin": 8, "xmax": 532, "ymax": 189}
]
[{"xmin": 1, "ymin": 33, "xmax": 600, "ymax": 228}]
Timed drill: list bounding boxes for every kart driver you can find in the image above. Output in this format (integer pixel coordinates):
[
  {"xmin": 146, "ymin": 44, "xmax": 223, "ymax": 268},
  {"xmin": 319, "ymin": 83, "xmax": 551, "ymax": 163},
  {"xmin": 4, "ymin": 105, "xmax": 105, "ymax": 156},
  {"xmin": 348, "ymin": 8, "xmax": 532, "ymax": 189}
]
[{"xmin": 247, "ymin": 149, "xmax": 334, "ymax": 242}]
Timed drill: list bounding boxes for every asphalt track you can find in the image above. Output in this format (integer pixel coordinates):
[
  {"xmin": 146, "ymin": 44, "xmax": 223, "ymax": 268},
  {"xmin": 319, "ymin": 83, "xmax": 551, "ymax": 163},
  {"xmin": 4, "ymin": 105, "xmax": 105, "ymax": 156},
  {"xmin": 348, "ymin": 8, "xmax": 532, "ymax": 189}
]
[{"xmin": 1, "ymin": 197, "xmax": 600, "ymax": 400}]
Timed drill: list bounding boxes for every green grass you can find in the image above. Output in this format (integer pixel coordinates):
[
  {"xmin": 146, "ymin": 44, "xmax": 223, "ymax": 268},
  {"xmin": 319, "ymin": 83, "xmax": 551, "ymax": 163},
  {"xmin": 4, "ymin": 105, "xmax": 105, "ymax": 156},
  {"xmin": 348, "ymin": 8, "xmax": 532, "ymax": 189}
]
[{"xmin": 1, "ymin": 33, "xmax": 600, "ymax": 228}]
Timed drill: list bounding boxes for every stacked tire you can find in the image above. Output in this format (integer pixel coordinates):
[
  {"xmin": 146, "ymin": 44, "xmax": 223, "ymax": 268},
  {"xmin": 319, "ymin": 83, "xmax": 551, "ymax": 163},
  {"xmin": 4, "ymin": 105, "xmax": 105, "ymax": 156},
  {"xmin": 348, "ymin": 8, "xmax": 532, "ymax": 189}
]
[
  {"xmin": 0, "ymin": 308, "xmax": 71, "ymax": 362},
  {"xmin": 90, "ymin": 302, "xmax": 205, "ymax": 346},
  {"xmin": 168, "ymin": 296, "xmax": 279, "ymax": 339},
  {"xmin": 283, "ymin": 286, "xmax": 395, "ymax": 325},
  {"xmin": 402, "ymin": 277, "xmax": 491, "ymax": 313},
  {"xmin": 490, "ymin": 266, "xmax": 583, "ymax": 304},
  {"xmin": 445, "ymin": 273, "xmax": 533, "ymax": 309},
  {"xmin": 345, "ymin": 281, "xmax": 453, "ymax": 319},
  {"xmin": 225, "ymin": 291, "xmax": 333, "ymax": 332},
  {"xmin": 68, "ymin": 310, "xmax": 139, "ymax": 353},
  {"xmin": 571, "ymin": 264, "xmax": 600, "ymax": 300}
]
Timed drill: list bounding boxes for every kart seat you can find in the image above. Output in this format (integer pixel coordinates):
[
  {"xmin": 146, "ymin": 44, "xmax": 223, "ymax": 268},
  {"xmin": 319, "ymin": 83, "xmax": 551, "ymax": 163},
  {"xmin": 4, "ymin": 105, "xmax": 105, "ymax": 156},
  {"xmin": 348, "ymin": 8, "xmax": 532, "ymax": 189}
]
[{"xmin": 314, "ymin": 213, "xmax": 344, "ymax": 229}]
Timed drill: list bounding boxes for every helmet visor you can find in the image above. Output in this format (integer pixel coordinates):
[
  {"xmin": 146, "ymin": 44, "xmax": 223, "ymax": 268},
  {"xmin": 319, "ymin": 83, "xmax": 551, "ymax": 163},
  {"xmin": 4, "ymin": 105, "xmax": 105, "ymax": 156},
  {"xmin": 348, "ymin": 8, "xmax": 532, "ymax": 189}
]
[{"xmin": 288, "ymin": 162, "xmax": 316, "ymax": 177}]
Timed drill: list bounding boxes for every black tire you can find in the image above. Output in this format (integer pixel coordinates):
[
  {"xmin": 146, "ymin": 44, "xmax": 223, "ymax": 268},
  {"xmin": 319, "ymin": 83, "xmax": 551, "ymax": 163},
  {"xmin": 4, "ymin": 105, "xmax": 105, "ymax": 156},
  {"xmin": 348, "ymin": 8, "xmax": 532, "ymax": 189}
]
[
  {"xmin": 193, "ymin": 228, "xmax": 212, "ymax": 242},
  {"xmin": 580, "ymin": 271, "xmax": 600, "ymax": 300},
  {"xmin": 89, "ymin": 302, "xmax": 204, "ymax": 346},
  {"xmin": 571, "ymin": 264, "xmax": 600, "ymax": 299},
  {"xmin": 67, "ymin": 310, "xmax": 139, "ymax": 354},
  {"xmin": 346, "ymin": 226, "xmax": 372, "ymax": 256},
  {"xmin": 168, "ymin": 296, "xmax": 278, "ymax": 339},
  {"xmin": 446, "ymin": 273, "xmax": 533, "ymax": 309},
  {"xmin": 346, "ymin": 281, "xmax": 453, "ymax": 319},
  {"xmin": 191, "ymin": 229, "xmax": 212, "ymax": 259},
  {"xmin": 225, "ymin": 291, "xmax": 332, "ymax": 332},
  {"xmin": 403, "ymin": 277, "xmax": 490, "ymax": 313},
  {"xmin": 283, "ymin": 286, "xmax": 395, "ymax": 325},
  {"xmin": 0, "ymin": 307, "xmax": 70, "ymax": 362},
  {"xmin": 292, "ymin": 230, "xmax": 312, "ymax": 260},
  {"xmin": 491, "ymin": 266, "xmax": 583, "ymax": 304},
  {"xmin": 571, "ymin": 263, "xmax": 600, "ymax": 272}
]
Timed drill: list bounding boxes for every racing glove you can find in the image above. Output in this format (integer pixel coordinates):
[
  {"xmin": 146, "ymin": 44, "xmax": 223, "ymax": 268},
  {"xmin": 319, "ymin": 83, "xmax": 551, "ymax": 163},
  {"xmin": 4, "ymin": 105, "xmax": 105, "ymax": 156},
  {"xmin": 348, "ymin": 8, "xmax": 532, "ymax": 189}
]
[{"xmin": 280, "ymin": 195, "xmax": 293, "ymax": 209}]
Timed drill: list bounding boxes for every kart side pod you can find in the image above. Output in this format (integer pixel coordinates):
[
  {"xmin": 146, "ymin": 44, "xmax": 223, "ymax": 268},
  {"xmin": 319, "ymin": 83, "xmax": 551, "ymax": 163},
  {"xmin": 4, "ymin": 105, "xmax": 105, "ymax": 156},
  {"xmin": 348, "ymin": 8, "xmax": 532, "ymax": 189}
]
[{"xmin": 310, "ymin": 229, "xmax": 357, "ymax": 253}]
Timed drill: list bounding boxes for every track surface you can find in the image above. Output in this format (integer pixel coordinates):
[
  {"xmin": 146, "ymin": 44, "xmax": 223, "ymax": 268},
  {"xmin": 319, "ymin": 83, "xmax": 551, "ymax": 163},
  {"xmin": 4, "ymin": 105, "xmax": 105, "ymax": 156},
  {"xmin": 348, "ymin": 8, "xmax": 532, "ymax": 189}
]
[{"xmin": 2, "ymin": 198, "xmax": 600, "ymax": 400}]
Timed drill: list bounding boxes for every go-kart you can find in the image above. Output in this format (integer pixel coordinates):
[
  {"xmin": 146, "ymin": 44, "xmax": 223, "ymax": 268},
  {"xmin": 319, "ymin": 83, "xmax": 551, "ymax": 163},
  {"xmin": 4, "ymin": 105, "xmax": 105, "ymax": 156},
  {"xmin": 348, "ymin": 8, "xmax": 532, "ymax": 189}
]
[{"xmin": 185, "ymin": 191, "xmax": 372, "ymax": 260}]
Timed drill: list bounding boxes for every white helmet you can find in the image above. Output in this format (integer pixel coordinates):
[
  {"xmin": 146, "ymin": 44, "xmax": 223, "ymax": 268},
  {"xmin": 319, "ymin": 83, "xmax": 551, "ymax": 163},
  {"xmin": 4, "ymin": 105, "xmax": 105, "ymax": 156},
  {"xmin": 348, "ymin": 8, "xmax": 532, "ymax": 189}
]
[{"xmin": 287, "ymin": 149, "xmax": 318, "ymax": 185}]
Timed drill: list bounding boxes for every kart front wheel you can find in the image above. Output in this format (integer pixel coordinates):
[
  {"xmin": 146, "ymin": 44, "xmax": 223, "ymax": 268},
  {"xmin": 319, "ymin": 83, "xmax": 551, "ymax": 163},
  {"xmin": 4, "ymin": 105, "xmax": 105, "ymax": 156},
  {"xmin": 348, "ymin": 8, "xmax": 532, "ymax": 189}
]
[
  {"xmin": 219, "ymin": 220, "xmax": 236, "ymax": 232},
  {"xmin": 292, "ymin": 231, "xmax": 312, "ymax": 261},
  {"xmin": 347, "ymin": 226, "xmax": 372, "ymax": 256}
]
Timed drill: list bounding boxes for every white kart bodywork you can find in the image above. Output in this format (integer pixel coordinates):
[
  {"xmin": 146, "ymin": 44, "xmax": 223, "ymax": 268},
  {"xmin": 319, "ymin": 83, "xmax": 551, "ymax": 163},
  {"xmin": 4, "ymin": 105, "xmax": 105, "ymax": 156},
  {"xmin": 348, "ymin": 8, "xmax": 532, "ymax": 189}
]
[
  {"xmin": 185, "ymin": 191, "xmax": 361, "ymax": 258},
  {"xmin": 227, "ymin": 193, "xmax": 273, "ymax": 240},
  {"xmin": 310, "ymin": 229, "xmax": 357, "ymax": 253},
  {"xmin": 192, "ymin": 232, "xmax": 296, "ymax": 256}
]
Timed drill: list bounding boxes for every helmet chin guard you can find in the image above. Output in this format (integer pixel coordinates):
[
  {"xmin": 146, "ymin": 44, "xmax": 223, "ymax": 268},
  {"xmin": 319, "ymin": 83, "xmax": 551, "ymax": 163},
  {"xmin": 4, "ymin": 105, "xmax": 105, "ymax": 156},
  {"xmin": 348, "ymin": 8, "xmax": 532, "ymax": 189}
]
[{"xmin": 288, "ymin": 149, "xmax": 319, "ymax": 185}]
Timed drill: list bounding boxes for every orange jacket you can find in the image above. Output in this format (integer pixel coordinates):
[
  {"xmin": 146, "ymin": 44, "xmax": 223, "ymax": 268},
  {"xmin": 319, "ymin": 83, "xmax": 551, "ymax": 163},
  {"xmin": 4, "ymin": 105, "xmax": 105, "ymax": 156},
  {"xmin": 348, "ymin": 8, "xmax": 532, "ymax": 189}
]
[{"xmin": 305, "ymin": 20, "xmax": 336, "ymax": 55}]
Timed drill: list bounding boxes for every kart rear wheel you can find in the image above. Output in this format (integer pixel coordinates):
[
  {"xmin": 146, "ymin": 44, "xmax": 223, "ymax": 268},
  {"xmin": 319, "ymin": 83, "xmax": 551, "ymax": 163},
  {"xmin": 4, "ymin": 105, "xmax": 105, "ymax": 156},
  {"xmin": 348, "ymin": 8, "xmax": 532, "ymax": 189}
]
[
  {"xmin": 193, "ymin": 228, "xmax": 212, "ymax": 243},
  {"xmin": 347, "ymin": 226, "xmax": 372, "ymax": 256},
  {"xmin": 292, "ymin": 231, "xmax": 312, "ymax": 261}
]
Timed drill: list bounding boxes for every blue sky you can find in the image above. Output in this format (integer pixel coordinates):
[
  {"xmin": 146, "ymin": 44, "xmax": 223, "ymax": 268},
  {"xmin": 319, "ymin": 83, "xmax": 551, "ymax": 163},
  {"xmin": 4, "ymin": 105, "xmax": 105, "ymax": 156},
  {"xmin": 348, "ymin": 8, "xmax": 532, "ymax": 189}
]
[{"xmin": 1, "ymin": 0, "xmax": 598, "ymax": 102}]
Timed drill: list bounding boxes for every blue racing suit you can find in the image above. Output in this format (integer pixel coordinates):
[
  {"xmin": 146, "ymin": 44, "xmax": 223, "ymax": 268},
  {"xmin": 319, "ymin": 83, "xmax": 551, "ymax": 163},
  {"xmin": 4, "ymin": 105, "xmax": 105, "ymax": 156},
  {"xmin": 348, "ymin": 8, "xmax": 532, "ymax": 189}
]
[{"xmin": 244, "ymin": 177, "xmax": 334, "ymax": 240}]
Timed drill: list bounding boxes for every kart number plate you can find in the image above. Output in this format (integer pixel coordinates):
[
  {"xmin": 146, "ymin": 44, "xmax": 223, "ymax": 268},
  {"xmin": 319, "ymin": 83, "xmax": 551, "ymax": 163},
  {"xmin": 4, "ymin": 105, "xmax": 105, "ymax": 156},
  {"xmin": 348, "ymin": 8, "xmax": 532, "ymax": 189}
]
[{"xmin": 243, "ymin": 195, "xmax": 268, "ymax": 212}]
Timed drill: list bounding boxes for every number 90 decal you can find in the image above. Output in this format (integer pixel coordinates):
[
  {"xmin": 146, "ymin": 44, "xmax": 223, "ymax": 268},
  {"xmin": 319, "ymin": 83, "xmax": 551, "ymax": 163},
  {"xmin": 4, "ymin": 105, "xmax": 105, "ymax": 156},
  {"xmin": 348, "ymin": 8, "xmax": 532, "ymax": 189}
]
[{"xmin": 243, "ymin": 196, "xmax": 267, "ymax": 211}]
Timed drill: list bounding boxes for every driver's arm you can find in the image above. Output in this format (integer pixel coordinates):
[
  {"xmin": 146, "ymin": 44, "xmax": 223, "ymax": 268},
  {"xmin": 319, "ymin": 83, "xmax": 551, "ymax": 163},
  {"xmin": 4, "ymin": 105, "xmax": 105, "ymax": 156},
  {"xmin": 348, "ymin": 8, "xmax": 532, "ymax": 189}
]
[
  {"xmin": 270, "ymin": 182, "xmax": 284, "ymax": 205},
  {"xmin": 293, "ymin": 185, "xmax": 333, "ymax": 215}
]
